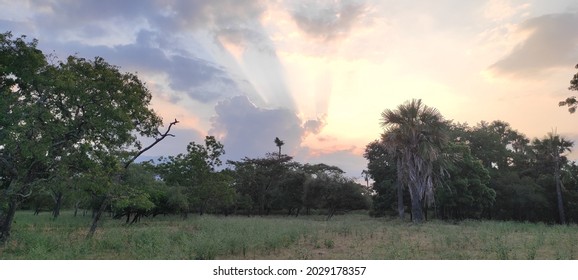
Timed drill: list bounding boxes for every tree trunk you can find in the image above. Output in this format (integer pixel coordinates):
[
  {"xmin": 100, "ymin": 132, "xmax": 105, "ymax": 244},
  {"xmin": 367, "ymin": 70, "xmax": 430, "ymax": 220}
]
[
  {"xmin": 86, "ymin": 196, "xmax": 109, "ymax": 239},
  {"xmin": 396, "ymin": 158, "xmax": 405, "ymax": 220},
  {"xmin": 326, "ymin": 208, "xmax": 336, "ymax": 221},
  {"xmin": 554, "ymin": 155, "xmax": 566, "ymax": 224},
  {"xmin": 52, "ymin": 191, "xmax": 63, "ymax": 219},
  {"xmin": 74, "ymin": 201, "xmax": 80, "ymax": 217},
  {"xmin": 409, "ymin": 186, "xmax": 424, "ymax": 223},
  {"xmin": 396, "ymin": 180, "xmax": 405, "ymax": 220},
  {"xmin": 0, "ymin": 196, "xmax": 18, "ymax": 244}
]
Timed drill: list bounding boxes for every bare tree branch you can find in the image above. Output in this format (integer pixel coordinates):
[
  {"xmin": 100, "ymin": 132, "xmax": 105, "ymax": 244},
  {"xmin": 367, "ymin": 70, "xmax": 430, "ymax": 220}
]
[{"xmin": 123, "ymin": 119, "xmax": 179, "ymax": 169}]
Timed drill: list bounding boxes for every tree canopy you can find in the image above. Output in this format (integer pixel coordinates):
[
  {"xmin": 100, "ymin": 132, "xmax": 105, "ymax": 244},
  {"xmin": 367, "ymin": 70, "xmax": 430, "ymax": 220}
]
[{"xmin": 0, "ymin": 32, "xmax": 167, "ymax": 241}]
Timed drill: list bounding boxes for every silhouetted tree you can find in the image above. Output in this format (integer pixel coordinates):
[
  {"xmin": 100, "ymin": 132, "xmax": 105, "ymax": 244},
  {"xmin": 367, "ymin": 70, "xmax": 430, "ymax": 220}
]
[{"xmin": 274, "ymin": 137, "xmax": 285, "ymax": 159}]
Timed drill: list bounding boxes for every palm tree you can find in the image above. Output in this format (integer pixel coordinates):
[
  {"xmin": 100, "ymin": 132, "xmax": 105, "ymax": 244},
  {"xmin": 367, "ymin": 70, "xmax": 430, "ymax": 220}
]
[
  {"xmin": 380, "ymin": 99, "xmax": 449, "ymax": 223},
  {"xmin": 274, "ymin": 137, "xmax": 285, "ymax": 159},
  {"xmin": 532, "ymin": 132, "xmax": 573, "ymax": 224}
]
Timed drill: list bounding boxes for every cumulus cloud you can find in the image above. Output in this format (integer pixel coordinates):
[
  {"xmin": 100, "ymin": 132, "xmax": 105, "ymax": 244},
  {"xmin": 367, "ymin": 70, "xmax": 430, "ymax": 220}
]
[
  {"xmin": 209, "ymin": 96, "xmax": 331, "ymax": 162},
  {"xmin": 289, "ymin": 0, "xmax": 372, "ymax": 41},
  {"xmin": 489, "ymin": 13, "xmax": 578, "ymax": 77},
  {"xmin": 209, "ymin": 96, "xmax": 304, "ymax": 161},
  {"xmin": 303, "ymin": 115, "xmax": 327, "ymax": 135}
]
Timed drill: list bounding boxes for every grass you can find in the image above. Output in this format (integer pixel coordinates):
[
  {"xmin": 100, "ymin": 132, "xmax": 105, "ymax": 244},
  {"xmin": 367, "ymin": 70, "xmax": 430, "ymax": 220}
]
[{"xmin": 1, "ymin": 211, "xmax": 577, "ymax": 259}]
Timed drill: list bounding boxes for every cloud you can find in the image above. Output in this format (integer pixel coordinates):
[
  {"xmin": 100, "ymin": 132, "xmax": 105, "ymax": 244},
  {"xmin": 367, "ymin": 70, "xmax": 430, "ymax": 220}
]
[
  {"xmin": 289, "ymin": 0, "xmax": 372, "ymax": 41},
  {"xmin": 208, "ymin": 95, "xmax": 365, "ymax": 177},
  {"xmin": 157, "ymin": 0, "xmax": 271, "ymax": 50},
  {"xmin": 209, "ymin": 96, "xmax": 305, "ymax": 161},
  {"xmin": 303, "ymin": 116, "xmax": 327, "ymax": 135},
  {"xmin": 489, "ymin": 13, "xmax": 578, "ymax": 77},
  {"xmin": 483, "ymin": 0, "xmax": 531, "ymax": 22},
  {"xmin": 38, "ymin": 30, "xmax": 246, "ymax": 104}
]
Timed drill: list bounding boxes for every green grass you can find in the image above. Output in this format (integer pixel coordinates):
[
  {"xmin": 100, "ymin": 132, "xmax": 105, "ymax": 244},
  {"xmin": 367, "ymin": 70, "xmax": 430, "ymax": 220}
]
[{"xmin": 1, "ymin": 211, "xmax": 577, "ymax": 259}]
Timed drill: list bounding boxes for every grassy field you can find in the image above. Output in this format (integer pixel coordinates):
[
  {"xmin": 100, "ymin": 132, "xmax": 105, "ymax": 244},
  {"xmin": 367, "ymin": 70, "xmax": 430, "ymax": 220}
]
[{"xmin": 1, "ymin": 211, "xmax": 577, "ymax": 259}]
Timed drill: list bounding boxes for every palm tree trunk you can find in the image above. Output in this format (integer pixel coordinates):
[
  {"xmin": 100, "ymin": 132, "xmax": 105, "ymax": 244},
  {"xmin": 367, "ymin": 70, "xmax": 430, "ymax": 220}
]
[
  {"xmin": 396, "ymin": 158, "xmax": 405, "ymax": 220},
  {"xmin": 554, "ymin": 154, "xmax": 566, "ymax": 224},
  {"xmin": 396, "ymin": 180, "xmax": 405, "ymax": 220},
  {"xmin": 409, "ymin": 189, "xmax": 424, "ymax": 223}
]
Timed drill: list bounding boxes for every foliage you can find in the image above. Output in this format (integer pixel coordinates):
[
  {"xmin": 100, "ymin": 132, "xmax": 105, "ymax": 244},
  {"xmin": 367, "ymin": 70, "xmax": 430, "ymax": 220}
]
[
  {"xmin": 0, "ymin": 32, "xmax": 163, "ymax": 241},
  {"xmin": 559, "ymin": 63, "xmax": 578, "ymax": 113},
  {"xmin": 155, "ymin": 136, "xmax": 234, "ymax": 215},
  {"xmin": 228, "ymin": 154, "xmax": 295, "ymax": 215},
  {"xmin": 435, "ymin": 143, "xmax": 495, "ymax": 220}
]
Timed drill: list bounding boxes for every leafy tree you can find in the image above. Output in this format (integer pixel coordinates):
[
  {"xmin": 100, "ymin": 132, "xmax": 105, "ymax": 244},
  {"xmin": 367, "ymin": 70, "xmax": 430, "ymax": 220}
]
[
  {"xmin": 111, "ymin": 163, "xmax": 166, "ymax": 224},
  {"xmin": 558, "ymin": 63, "xmax": 578, "ymax": 113},
  {"xmin": 274, "ymin": 169, "xmax": 307, "ymax": 216},
  {"xmin": 465, "ymin": 121, "xmax": 530, "ymax": 172},
  {"xmin": 155, "ymin": 136, "xmax": 233, "ymax": 215},
  {"xmin": 0, "ymin": 32, "xmax": 171, "ymax": 242},
  {"xmin": 228, "ymin": 154, "xmax": 294, "ymax": 215},
  {"xmin": 435, "ymin": 143, "xmax": 495, "ymax": 220},
  {"xmin": 363, "ymin": 140, "xmax": 405, "ymax": 218},
  {"xmin": 491, "ymin": 172, "xmax": 550, "ymax": 222},
  {"xmin": 380, "ymin": 99, "xmax": 449, "ymax": 223},
  {"xmin": 302, "ymin": 169, "xmax": 370, "ymax": 220},
  {"xmin": 561, "ymin": 162, "xmax": 578, "ymax": 223}
]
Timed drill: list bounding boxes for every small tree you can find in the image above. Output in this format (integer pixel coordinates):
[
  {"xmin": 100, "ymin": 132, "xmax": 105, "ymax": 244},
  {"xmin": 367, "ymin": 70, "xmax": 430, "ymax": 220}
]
[{"xmin": 274, "ymin": 137, "xmax": 285, "ymax": 159}]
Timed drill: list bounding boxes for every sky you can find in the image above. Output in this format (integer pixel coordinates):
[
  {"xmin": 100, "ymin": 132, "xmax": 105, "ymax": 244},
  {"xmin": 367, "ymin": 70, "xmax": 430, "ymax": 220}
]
[{"xmin": 2, "ymin": 0, "xmax": 578, "ymax": 179}]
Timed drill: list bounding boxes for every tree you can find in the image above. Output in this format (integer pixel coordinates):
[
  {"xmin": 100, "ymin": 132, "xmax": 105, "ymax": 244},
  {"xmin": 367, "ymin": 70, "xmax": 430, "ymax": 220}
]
[
  {"xmin": 274, "ymin": 169, "xmax": 307, "ymax": 216},
  {"xmin": 155, "ymin": 136, "xmax": 231, "ymax": 216},
  {"xmin": 0, "ymin": 32, "xmax": 170, "ymax": 242},
  {"xmin": 274, "ymin": 137, "xmax": 285, "ymax": 159},
  {"xmin": 531, "ymin": 133, "xmax": 573, "ymax": 224},
  {"xmin": 558, "ymin": 63, "xmax": 578, "ymax": 113},
  {"xmin": 380, "ymin": 99, "xmax": 449, "ymax": 223},
  {"xmin": 228, "ymin": 154, "xmax": 294, "ymax": 215},
  {"xmin": 363, "ymin": 140, "xmax": 405, "ymax": 218},
  {"xmin": 435, "ymin": 143, "xmax": 495, "ymax": 220},
  {"xmin": 111, "ymin": 163, "xmax": 167, "ymax": 224}
]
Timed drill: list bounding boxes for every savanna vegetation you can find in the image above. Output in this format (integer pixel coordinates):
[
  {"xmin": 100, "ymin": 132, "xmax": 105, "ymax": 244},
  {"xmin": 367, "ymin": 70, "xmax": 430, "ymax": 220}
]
[
  {"xmin": 2, "ymin": 211, "xmax": 578, "ymax": 260},
  {"xmin": 2, "ymin": 32, "xmax": 578, "ymax": 259}
]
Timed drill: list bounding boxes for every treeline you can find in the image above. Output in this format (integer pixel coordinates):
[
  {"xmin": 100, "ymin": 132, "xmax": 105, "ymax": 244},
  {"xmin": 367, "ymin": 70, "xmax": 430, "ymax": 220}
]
[
  {"xmin": 23, "ymin": 137, "xmax": 371, "ymax": 222},
  {"xmin": 0, "ymin": 32, "xmax": 369, "ymax": 243},
  {"xmin": 365, "ymin": 119, "xmax": 578, "ymax": 224}
]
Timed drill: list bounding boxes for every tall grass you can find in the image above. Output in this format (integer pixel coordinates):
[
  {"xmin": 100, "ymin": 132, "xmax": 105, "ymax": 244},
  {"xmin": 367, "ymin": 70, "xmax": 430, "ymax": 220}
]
[{"xmin": 1, "ymin": 211, "xmax": 577, "ymax": 259}]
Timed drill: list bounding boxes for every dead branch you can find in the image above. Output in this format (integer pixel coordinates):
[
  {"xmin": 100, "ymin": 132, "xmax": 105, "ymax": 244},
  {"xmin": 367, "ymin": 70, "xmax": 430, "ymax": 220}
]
[{"xmin": 123, "ymin": 119, "xmax": 179, "ymax": 169}]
